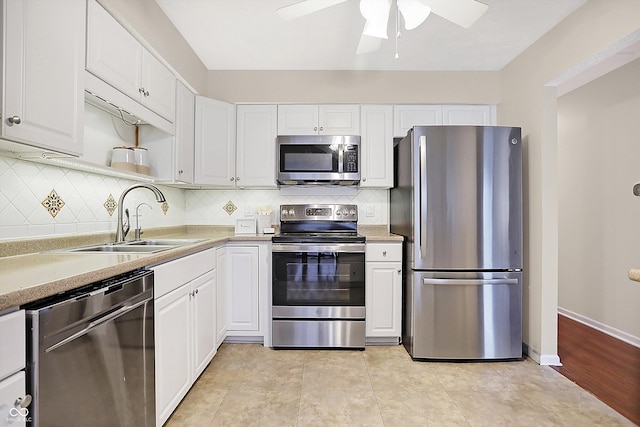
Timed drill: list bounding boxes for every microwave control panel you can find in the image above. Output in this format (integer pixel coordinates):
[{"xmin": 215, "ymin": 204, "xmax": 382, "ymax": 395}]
[{"xmin": 344, "ymin": 145, "xmax": 358, "ymax": 172}]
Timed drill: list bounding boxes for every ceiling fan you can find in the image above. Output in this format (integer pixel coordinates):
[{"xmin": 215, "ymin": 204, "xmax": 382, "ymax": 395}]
[{"xmin": 277, "ymin": 0, "xmax": 489, "ymax": 54}]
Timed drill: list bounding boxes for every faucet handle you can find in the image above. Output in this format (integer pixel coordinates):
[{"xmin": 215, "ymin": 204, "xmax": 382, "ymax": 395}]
[{"xmin": 123, "ymin": 208, "xmax": 130, "ymax": 239}]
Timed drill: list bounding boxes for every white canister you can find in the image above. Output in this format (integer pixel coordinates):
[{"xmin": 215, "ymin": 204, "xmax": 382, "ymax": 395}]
[
  {"xmin": 132, "ymin": 147, "xmax": 150, "ymax": 175},
  {"xmin": 110, "ymin": 146, "xmax": 136, "ymax": 172},
  {"xmin": 256, "ymin": 214, "xmax": 272, "ymax": 234}
]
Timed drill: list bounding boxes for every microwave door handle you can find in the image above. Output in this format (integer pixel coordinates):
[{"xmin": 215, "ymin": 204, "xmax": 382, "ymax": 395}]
[
  {"xmin": 419, "ymin": 135, "xmax": 427, "ymax": 260},
  {"xmin": 338, "ymin": 144, "xmax": 344, "ymax": 173}
]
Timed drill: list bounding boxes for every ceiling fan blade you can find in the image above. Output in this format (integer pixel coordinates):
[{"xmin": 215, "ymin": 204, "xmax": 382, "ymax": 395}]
[
  {"xmin": 356, "ymin": 33, "xmax": 383, "ymax": 55},
  {"xmin": 360, "ymin": 0, "xmax": 391, "ymax": 39},
  {"xmin": 423, "ymin": 0, "xmax": 488, "ymax": 28},
  {"xmin": 276, "ymin": 0, "xmax": 349, "ymax": 21},
  {"xmin": 397, "ymin": 0, "xmax": 431, "ymax": 31}
]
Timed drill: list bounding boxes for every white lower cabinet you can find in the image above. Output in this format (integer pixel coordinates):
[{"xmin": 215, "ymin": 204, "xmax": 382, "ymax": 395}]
[
  {"xmin": 220, "ymin": 244, "xmax": 271, "ymax": 343},
  {"xmin": 0, "ymin": 371, "xmax": 26, "ymax": 427},
  {"xmin": 153, "ymin": 249, "xmax": 217, "ymax": 426},
  {"xmin": 0, "ymin": 310, "xmax": 26, "ymax": 427},
  {"xmin": 366, "ymin": 243, "xmax": 402, "ymax": 343}
]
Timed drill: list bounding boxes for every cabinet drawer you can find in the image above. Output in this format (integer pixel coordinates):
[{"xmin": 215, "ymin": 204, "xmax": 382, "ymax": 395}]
[
  {"xmin": 366, "ymin": 243, "xmax": 402, "ymax": 262},
  {"xmin": 153, "ymin": 248, "xmax": 216, "ymax": 298},
  {"xmin": 0, "ymin": 310, "xmax": 25, "ymax": 380}
]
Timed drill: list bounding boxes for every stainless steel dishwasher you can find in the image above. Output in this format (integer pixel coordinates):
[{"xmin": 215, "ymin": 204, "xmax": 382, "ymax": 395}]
[{"xmin": 25, "ymin": 269, "xmax": 155, "ymax": 427}]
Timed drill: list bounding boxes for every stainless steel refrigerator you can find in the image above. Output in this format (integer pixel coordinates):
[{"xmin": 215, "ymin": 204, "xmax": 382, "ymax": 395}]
[{"xmin": 390, "ymin": 125, "xmax": 523, "ymax": 360}]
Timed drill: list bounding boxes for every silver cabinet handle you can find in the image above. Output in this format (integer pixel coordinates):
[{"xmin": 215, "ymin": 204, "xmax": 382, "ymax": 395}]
[
  {"xmin": 397, "ymin": 269, "xmax": 401, "ymax": 274},
  {"xmin": 382, "ymin": 250, "xmax": 387, "ymax": 256},
  {"xmin": 230, "ymin": 177, "xmax": 235, "ymax": 181},
  {"xmin": 319, "ymin": 126, "xmax": 323, "ymax": 131},
  {"xmin": 362, "ymin": 177, "xmax": 367, "ymax": 182},
  {"xmin": 178, "ymin": 169, "xmax": 183, "ymax": 174},
  {"xmin": 7, "ymin": 116, "xmax": 21, "ymax": 124},
  {"xmin": 138, "ymin": 87, "xmax": 145, "ymax": 94},
  {"xmin": 236, "ymin": 177, "xmax": 240, "ymax": 181},
  {"xmin": 313, "ymin": 126, "xmax": 318, "ymax": 131}
]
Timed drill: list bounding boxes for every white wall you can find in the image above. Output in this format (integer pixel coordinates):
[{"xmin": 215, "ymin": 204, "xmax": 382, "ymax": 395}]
[
  {"xmin": 500, "ymin": 0, "xmax": 640, "ymax": 362},
  {"xmin": 558, "ymin": 58, "xmax": 640, "ymax": 342}
]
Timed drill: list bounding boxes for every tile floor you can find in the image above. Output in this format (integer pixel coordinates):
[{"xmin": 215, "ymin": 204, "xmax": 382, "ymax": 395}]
[{"xmin": 166, "ymin": 344, "xmax": 634, "ymax": 427}]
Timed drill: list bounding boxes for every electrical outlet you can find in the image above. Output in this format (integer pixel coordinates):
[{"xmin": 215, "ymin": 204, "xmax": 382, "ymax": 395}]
[
  {"xmin": 366, "ymin": 204, "xmax": 375, "ymax": 217},
  {"xmin": 244, "ymin": 205, "xmax": 254, "ymax": 217}
]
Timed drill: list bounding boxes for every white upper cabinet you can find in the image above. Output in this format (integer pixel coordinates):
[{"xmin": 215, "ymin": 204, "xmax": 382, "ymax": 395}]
[
  {"xmin": 1, "ymin": 0, "xmax": 85, "ymax": 156},
  {"xmin": 278, "ymin": 104, "xmax": 360, "ymax": 135},
  {"xmin": 174, "ymin": 81, "xmax": 195, "ymax": 184},
  {"xmin": 194, "ymin": 96, "xmax": 236, "ymax": 186},
  {"xmin": 86, "ymin": 0, "xmax": 175, "ymax": 122},
  {"xmin": 393, "ymin": 105, "xmax": 443, "ymax": 138},
  {"xmin": 236, "ymin": 105, "xmax": 278, "ymax": 188},
  {"xmin": 394, "ymin": 104, "xmax": 497, "ymax": 137},
  {"xmin": 442, "ymin": 104, "xmax": 496, "ymax": 125},
  {"xmin": 360, "ymin": 105, "xmax": 393, "ymax": 188}
]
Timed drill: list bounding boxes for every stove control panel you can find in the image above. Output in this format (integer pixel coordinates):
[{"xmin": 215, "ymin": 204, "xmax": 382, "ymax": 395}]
[{"xmin": 280, "ymin": 204, "xmax": 358, "ymax": 221}]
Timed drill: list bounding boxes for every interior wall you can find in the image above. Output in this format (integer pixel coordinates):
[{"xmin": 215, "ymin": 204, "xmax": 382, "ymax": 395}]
[
  {"xmin": 206, "ymin": 70, "xmax": 501, "ymax": 104},
  {"xmin": 557, "ymin": 58, "xmax": 640, "ymax": 340},
  {"xmin": 98, "ymin": 0, "xmax": 208, "ymax": 93},
  {"xmin": 499, "ymin": 0, "xmax": 640, "ymax": 362}
]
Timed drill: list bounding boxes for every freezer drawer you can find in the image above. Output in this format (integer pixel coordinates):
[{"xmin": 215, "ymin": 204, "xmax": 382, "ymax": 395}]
[{"xmin": 406, "ymin": 271, "xmax": 522, "ymax": 360}]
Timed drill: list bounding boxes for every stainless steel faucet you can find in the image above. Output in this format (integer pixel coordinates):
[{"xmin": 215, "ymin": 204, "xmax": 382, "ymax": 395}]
[{"xmin": 116, "ymin": 184, "xmax": 166, "ymax": 243}]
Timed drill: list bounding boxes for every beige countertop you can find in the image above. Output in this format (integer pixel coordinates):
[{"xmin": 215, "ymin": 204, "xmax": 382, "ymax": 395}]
[
  {"xmin": 628, "ymin": 269, "xmax": 640, "ymax": 282},
  {"xmin": 0, "ymin": 225, "xmax": 402, "ymax": 311}
]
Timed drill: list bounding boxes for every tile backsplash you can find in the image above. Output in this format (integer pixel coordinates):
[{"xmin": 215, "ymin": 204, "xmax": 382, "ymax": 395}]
[{"xmin": 1, "ymin": 155, "xmax": 389, "ymax": 241}]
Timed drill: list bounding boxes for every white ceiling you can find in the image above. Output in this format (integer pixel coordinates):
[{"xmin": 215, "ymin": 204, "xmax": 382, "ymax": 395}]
[{"xmin": 154, "ymin": 0, "xmax": 587, "ymax": 71}]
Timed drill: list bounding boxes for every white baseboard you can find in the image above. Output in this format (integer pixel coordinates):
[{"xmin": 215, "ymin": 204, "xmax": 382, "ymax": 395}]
[
  {"xmin": 523, "ymin": 343, "xmax": 562, "ymax": 366},
  {"xmin": 558, "ymin": 307, "xmax": 640, "ymax": 348}
]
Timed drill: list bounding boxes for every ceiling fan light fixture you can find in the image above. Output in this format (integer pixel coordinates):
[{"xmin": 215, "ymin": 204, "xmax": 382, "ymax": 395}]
[
  {"xmin": 397, "ymin": 0, "xmax": 431, "ymax": 31},
  {"xmin": 360, "ymin": 0, "xmax": 391, "ymax": 39}
]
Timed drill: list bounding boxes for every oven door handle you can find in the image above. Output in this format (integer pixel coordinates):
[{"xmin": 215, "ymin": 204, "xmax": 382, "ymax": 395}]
[{"xmin": 272, "ymin": 243, "xmax": 365, "ymax": 253}]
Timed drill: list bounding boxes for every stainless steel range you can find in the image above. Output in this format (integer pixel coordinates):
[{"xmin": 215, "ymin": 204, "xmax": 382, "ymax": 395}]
[{"xmin": 271, "ymin": 204, "xmax": 366, "ymax": 349}]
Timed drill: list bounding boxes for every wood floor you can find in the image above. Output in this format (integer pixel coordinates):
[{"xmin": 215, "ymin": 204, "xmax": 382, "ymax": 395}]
[{"xmin": 553, "ymin": 314, "xmax": 640, "ymax": 425}]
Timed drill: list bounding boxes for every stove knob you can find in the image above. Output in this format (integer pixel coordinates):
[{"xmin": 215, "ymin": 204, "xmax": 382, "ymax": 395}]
[
  {"xmin": 288, "ymin": 209, "xmax": 296, "ymax": 216},
  {"xmin": 281, "ymin": 209, "xmax": 288, "ymax": 217},
  {"xmin": 342, "ymin": 209, "xmax": 349, "ymax": 216},
  {"xmin": 349, "ymin": 209, "xmax": 356, "ymax": 216},
  {"xmin": 336, "ymin": 211, "xmax": 341, "ymax": 216}
]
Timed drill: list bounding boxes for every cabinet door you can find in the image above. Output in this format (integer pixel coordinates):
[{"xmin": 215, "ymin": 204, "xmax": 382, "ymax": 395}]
[
  {"xmin": 3, "ymin": 0, "xmax": 84, "ymax": 155},
  {"xmin": 360, "ymin": 105, "xmax": 393, "ymax": 188},
  {"xmin": 227, "ymin": 247, "xmax": 259, "ymax": 332},
  {"xmin": 86, "ymin": 0, "xmax": 142, "ymax": 101},
  {"xmin": 277, "ymin": 105, "xmax": 318, "ymax": 135},
  {"xmin": 366, "ymin": 262, "xmax": 402, "ymax": 338},
  {"xmin": 442, "ymin": 105, "xmax": 496, "ymax": 125},
  {"xmin": 319, "ymin": 104, "xmax": 360, "ymax": 135},
  {"xmin": 192, "ymin": 270, "xmax": 217, "ymax": 377},
  {"xmin": 0, "ymin": 371, "xmax": 26, "ymax": 427},
  {"xmin": 194, "ymin": 96, "xmax": 236, "ymax": 186},
  {"xmin": 393, "ymin": 105, "xmax": 443, "ymax": 137},
  {"xmin": 141, "ymin": 50, "xmax": 176, "ymax": 121},
  {"xmin": 215, "ymin": 248, "xmax": 228, "ymax": 346},
  {"xmin": 236, "ymin": 105, "xmax": 278, "ymax": 188},
  {"xmin": 155, "ymin": 284, "xmax": 191, "ymax": 426},
  {"xmin": 175, "ymin": 81, "xmax": 195, "ymax": 183}
]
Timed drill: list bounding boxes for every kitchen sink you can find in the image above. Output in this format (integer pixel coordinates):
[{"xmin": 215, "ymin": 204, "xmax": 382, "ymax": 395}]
[
  {"xmin": 65, "ymin": 244, "xmax": 175, "ymax": 253},
  {"xmin": 124, "ymin": 238, "xmax": 206, "ymax": 246},
  {"xmin": 63, "ymin": 238, "xmax": 206, "ymax": 254}
]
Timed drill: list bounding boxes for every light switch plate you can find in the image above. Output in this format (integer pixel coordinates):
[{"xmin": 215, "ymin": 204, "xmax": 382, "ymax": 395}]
[{"xmin": 235, "ymin": 218, "xmax": 256, "ymax": 234}]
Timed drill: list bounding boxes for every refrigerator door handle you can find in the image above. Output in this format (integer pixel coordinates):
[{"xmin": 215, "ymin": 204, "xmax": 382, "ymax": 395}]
[
  {"xmin": 419, "ymin": 135, "xmax": 427, "ymax": 259},
  {"xmin": 422, "ymin": 278, "xmax": 519, "ymax": 286}
]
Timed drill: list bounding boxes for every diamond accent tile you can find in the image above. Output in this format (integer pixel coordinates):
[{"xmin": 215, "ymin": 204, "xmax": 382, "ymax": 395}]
[
  {"xmin": 161, "ymin": 201, "xmax": 169, "ymax": 215},
  {"xmin": 41, "ymin": 189, "xmax": 65, "ymax": 218},
  {"xmin": 223, "ymin": 200, "xmax": 237, "ymax": 215},
  {"xmin": 104, "ymin": 194, "xmax": 117, "ymax": 216}
]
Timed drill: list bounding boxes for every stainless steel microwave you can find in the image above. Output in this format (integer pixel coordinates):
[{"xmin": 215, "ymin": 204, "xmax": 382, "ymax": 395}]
[{"xmin": 276, "ymin": 135, "xmax": 360, "ymax": 185}]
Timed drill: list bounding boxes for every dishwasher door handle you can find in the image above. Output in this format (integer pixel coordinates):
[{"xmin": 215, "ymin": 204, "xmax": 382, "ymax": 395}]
[{"xmin": 45, "ymin": 296, "xmax": 150, "ymax": 353}]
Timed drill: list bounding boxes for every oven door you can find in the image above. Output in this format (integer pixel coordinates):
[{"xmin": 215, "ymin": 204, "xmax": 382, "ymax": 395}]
[{"xmin": 272, "ymin": 243, "xmax": 365, "ymax": 319}]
